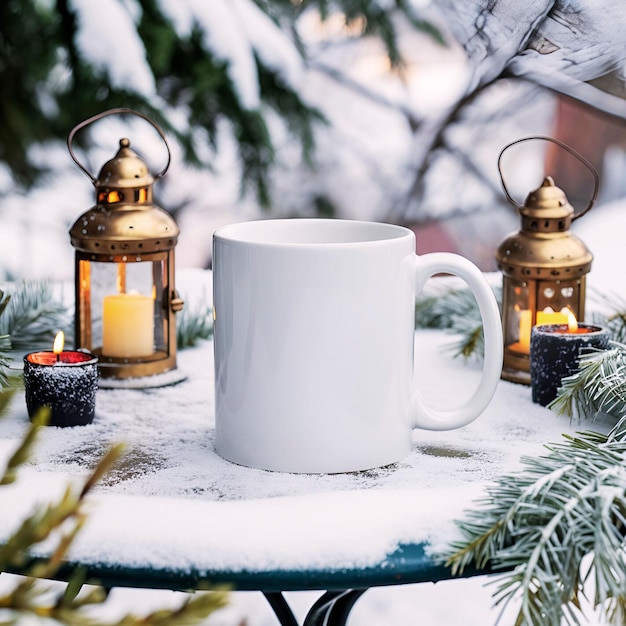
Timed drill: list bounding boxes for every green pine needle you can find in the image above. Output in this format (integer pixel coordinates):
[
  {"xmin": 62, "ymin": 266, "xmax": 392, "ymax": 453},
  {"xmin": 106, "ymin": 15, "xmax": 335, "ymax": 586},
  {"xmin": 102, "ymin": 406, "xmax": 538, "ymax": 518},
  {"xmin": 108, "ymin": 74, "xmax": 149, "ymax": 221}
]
[
  {"xmin": 0, "ymin": 413, "xmax": 229, "ymax": 625},
  {"xmin": 0, "ymin": 281, "xmax": 71, "ymax": 352},
  {"xmin": 0, "ymin": 279, "xmax": 226, "ymax": 623},
  {"xmin": 176, "ymin": 296, "xmax": 213, "ymax": 349},
  {"xmin": 415, "ymin": 285, "xmax": 500, "ymax": 360},
  {"xmin": 446, "ymin": 428, "xmax": 626, "ymax": 626},
  {"xmin": 437, "ymin": 290, "xmax": 626, "ymax": 625},
  {"xmin": 549, "ymin": 343, "xmax": 626, "ymax": 423},
  {"xmin": 0, "ymin": 409, "xmax": 48, "ymax": 486},
  {"xmin": 0, "ymin": 289, "xmax": 12, "ymax": 389},
  {"xmin": 0, "ymin": 333, "xmax": 11, "ymax": 390}
]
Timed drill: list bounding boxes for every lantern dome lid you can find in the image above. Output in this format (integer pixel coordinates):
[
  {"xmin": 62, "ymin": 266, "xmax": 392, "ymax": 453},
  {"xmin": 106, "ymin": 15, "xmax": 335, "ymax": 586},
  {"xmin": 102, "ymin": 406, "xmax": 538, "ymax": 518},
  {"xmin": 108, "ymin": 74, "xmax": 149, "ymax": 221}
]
[
  {"xmin": 495, "ymin": 229, "xmax": 592, "ymax": 269},
  {"xmin": 521, "ymin": 176, "xmax": 573, "ymax": 221},
  {"xmin": 69, "ymin": 203, "xmax": 179, "ymax": 255},
  {"xmin": 95, "ymin": 138, "xmax": 154, "ymax": 189}
]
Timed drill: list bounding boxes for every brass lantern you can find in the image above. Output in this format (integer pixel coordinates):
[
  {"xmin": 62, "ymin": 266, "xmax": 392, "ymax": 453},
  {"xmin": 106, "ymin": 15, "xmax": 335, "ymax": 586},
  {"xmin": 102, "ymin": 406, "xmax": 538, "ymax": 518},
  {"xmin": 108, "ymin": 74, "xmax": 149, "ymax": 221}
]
[
  {"xmin": 495, "ymin": 137, "xmax": 599, "ymax": 384},
  {"xmin": 68, "ymin": 108, "xmax": 184, "ymax": 382}
]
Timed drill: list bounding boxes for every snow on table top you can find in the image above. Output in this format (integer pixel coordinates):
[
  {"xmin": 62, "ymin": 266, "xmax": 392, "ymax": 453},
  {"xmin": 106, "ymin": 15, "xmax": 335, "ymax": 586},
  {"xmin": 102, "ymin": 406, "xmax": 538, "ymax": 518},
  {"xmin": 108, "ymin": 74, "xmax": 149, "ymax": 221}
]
[{"xmin": 0, "ymin": 303, "xmax": 606, "ymax": 577}]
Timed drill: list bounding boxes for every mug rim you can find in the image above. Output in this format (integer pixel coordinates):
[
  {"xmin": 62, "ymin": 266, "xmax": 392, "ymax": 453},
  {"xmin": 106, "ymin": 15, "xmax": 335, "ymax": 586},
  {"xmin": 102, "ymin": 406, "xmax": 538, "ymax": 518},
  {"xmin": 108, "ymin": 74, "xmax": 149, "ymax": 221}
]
[{"xmin": 213, "ymin": 218, "xmax": 412, "ymax": 247}]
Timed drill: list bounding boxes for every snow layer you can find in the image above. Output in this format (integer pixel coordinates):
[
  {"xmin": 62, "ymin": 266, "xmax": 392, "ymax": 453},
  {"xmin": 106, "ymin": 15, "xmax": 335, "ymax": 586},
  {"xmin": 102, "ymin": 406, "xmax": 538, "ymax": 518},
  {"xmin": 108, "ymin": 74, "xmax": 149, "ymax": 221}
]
[{"xmin": 0, "ymin": 281, "xmax": 609, "ymax": 577}]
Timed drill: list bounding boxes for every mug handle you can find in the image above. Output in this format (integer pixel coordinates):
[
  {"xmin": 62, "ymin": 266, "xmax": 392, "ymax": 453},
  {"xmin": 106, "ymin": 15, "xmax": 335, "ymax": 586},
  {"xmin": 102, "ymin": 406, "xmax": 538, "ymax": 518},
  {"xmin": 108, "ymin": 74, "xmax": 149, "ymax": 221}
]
[{"xmin": 409, "ymin": 253, "xmax": 503, "ymax": 430}]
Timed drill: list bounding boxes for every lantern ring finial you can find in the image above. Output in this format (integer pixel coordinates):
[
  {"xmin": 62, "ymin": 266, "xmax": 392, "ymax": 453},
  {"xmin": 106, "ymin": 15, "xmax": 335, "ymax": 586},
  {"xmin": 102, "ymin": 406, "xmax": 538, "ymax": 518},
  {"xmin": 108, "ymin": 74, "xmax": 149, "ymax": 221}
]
[
  {"xmin": 497, "ymin": 135, "xmax": 599, "ymax": 222},
  {"xmin": 67, "ymin": 107, "xmax": 171, "ymax": 184}
]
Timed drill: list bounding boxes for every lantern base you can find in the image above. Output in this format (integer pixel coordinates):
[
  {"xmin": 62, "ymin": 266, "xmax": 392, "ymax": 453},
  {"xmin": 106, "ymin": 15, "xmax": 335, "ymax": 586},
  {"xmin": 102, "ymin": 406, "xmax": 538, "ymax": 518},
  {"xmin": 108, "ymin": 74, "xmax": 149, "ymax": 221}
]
[
  {"xmin": 502, "ymin": 345, "xmax": 531, "ymax": 385},
  {"xmin": 98, "ymin": 368, "xmax": 187, "ymax": 389},
  {"xmin": 95, "ymin": 349, "xmax": 178, "ymax": 380},
  {"xmin": 501, "ymin": 367, "xmax": 531, "ymax": 385}
]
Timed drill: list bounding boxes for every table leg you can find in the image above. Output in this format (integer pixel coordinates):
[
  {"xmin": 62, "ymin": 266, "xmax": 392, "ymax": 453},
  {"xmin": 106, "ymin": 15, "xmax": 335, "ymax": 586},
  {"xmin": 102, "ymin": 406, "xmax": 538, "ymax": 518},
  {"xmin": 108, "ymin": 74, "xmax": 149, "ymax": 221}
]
[
  {"xmin": 263, "ymin": 590, "xmax": 367, "ymax": 626},
  {"xmin": 304, "ymin": 590, "xmax": 366, "ymax": 626},
  {"xmin": 263, "ymin": 592, "xmax": 299, "ymax": 626}
]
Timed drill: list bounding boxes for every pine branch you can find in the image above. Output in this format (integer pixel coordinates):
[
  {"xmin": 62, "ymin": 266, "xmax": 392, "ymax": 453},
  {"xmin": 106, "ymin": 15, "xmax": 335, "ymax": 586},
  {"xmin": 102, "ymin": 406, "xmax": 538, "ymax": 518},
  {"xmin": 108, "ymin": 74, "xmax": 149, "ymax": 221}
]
[
  {"xmin": 176, "ymin": 296, "xmax": 213, "ymax": 349},
  {"xmin": 600, "ymin": 310, "xmax": 626, "ymax": 345},
  {"xmin": 549, "ymin": 343, "xmax": 626, "ymax": 423},
  {"xmin": 588, "ymin": 290, "xmax": 626, "ymax": 344},
  {"xmin": 0, "ymin": 333, "xmax": 11, "ymax": 391},
  {"xmin": 445, "ymin": 428, "xmax": 626, "ymax": 626},
  {"xmin": 415, "ymin": 285, "xmax": 501, "ymax": 361},
  {"xmin": 0, "ymin": 281, "xmax": 71, "ymax": 393},
  {"xmin": 0, "ymin": 418, "xmax": 229, "ymax": 626},
  {"xmin": 0, "ymin": 409, "xmax": 48, "ymax": 486},
  {"xmin": 111, "ymin": 592, "xmax": 229, "ymax": 626},
  {"xmin": 0, "ymin": 289, "xmax": 12, "ymax": 390},
  {"xmin": 0, "ymin": 281, "xmax": 71, "ymax": 352},
  {"xmin": 0, "ymin": 443, "xmax": 125, "ymax": 576}
]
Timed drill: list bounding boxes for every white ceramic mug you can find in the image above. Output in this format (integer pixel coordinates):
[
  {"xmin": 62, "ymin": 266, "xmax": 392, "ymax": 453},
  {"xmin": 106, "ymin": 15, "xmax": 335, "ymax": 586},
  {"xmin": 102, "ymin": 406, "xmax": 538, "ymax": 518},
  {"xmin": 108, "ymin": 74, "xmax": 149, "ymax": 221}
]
[{"xmin": 213, "ymin": 219, "xmax": 502, "ymax": 473}]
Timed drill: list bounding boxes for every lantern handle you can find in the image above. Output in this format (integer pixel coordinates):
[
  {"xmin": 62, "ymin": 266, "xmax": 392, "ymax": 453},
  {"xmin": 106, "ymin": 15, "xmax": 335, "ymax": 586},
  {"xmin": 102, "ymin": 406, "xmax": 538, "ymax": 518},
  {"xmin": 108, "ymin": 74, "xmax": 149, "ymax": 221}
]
[
  {"xmin": 497, "ymin": 135, "xmax": 599, "ymax": 221},
  {"xmin": 67, "ymin": 107, "xmax": 171, "ymax": 184}
]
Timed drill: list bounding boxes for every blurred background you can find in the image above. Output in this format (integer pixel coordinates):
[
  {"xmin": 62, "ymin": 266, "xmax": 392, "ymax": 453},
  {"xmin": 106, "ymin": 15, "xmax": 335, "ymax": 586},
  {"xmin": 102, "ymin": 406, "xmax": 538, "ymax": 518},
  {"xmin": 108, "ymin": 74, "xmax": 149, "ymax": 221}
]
[{"xmin": 1, "ymin": 0, "xmax": 625, "ymax": 280}]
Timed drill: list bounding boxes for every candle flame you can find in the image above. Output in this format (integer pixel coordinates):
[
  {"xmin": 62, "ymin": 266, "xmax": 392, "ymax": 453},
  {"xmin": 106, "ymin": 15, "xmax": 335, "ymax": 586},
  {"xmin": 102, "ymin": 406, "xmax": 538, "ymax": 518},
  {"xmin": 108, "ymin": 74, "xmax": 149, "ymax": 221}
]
[
  {"xmin": 567, "ymin": 311, "xmax": 578, "ymax": 332},
  {"xmin": 53, "ymin": 331, "xmax": 65, "ymax": 354}
]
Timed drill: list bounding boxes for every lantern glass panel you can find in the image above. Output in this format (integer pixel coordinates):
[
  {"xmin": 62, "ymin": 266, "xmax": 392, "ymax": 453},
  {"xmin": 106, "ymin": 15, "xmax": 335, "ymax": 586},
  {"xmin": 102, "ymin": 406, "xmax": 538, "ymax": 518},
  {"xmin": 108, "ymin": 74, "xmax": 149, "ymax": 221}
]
[
  {"xmin": 501, "ymin": 274, "xmax": 587, "ymax": 384},
  {"xmin": 535, "ymin": 279, "xmax": 581, "ymax": 318},
  {"xmin": 76, "ymin": 256, "xmax": 170, "ymax": 360},
  {"xmin": 502, "ymin": 279, "xmax": 532, "ymax": 355}
]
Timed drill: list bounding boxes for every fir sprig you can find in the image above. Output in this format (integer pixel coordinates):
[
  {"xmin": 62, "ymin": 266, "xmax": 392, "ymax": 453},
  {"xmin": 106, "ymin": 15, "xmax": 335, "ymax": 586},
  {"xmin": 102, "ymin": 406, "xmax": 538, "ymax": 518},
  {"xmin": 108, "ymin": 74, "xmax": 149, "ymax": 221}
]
[
  {"xmin": 176, "ymin": 296, "xmax": 213, "ymax": 349},
  {"xmin": 415, "ymin": 285, "xmax": 500, "ymax": 360},
  {"xmin": 0, "ymin": 409, "xmax": 47, "ymax": 486},
  {"xmin": 0, "ymin": 281, "xmax": 71, "ymax": 352},
  {"xmin": 414, "ymin": 288, "xmax": 626, "ymax": 624},
  {"xmin": 549, "ymin": 343, "xmax": 626, "ymax": 423},
  {"xmin": 0, "ymin": 289, "xmax": 12, "ymax": 389},
  {"xmin": 415, "ymin": 286, "xmax": 626, "ymax": 374},
  {"xmin": 446, "ymin": 425, "xmax": 626, "ymax": 626},
  {"xmin": 0, "ymin": 411, "xmax": 229, "ymax": 625},
  {"xmin": 0, "ymin": 281, "xmax": 71, "ymax": 393},
  {"xmin": 0, "ymin": 332, "xmax": 11, "ymax": 390}
]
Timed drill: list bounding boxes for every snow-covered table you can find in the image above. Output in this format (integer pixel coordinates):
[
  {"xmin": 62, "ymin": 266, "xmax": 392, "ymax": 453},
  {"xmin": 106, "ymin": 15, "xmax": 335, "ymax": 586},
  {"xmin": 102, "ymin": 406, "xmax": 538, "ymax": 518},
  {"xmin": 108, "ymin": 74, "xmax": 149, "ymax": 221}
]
[{"xmin": 0, "ymin": 275, "xmax": 609, "ymax": 625}]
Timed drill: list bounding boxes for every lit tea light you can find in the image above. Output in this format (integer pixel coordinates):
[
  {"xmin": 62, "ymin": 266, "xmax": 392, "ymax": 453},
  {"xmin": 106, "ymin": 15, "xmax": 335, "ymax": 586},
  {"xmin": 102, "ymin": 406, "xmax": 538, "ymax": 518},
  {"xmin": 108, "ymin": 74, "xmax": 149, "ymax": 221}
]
[
  {"xmin": 512, "ymin": 307, "xmax": 532, "ymax": 354},
  {"xmin": 23, "ymin": 332, "xmax": 99, "ymax": 427},
  {"xmin": 53, "ymin": 330, "xmax": 64, "ymax": 361},
  {"xmin": 529, "ymin": 315, "xmax": 610, "ymax": 406}
]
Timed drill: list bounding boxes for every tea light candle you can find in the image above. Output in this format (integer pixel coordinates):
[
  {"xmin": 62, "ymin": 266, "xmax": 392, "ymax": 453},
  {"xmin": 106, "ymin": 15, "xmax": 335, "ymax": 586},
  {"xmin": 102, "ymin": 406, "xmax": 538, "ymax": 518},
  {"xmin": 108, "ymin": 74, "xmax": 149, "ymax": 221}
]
[
  {"xmin": 530, "ymin": 319, "xmax": 610, "ymax": 406},
  {"xmin": 23, "ymin": 332, "xmax": 99, "ymax": 427}
]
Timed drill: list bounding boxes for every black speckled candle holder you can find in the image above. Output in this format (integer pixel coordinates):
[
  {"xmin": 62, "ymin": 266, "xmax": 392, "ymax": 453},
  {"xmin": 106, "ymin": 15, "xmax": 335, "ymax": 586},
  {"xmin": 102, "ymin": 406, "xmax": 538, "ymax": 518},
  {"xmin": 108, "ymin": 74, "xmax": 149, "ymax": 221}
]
[
  {"xmin": 530, "ymin": 324, "xmax": 610, "ymax": 407},
  {"xmin": 23, "ymin": 351, "xmax": 99, "ymax": 427}
]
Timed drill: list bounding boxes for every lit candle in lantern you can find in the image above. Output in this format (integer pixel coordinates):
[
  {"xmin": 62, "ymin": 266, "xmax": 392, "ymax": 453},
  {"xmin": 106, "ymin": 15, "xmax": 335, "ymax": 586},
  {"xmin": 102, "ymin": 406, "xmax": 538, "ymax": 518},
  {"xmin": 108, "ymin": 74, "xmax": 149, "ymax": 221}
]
[
  {"xmin": 102, "ymin": 291, "xmax": 154, "ymax": 358},
  {"xmin": 516, "ymin": 308, "xmax": 532, "ymax": 354},
  {"xmin": 530, "ymin": 313, "xmax": 610, "ymax": 406},
  {"xmin": 101, "ymin": 263, "xmax": 154, "ymax": 358},
  {"xmin": 23, "ymin": 332, "xmax": 99, "ymax": 427}
]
